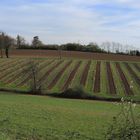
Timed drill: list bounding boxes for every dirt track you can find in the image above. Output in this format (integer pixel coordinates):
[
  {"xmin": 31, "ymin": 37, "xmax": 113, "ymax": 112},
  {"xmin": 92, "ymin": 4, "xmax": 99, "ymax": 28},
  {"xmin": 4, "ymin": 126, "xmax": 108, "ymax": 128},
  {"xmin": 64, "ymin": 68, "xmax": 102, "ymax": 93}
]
[
  {"xmin": 61, "ymin": 61, "xmax": 82, "ymax": 91},
  {"xmin": 116, "ymin": 62, "xmax": 133, "ymax": 95},
  {"xmin": 80, "ymin": 61, "xmax": 91, "ymax": 86},
  {"xmin": 93, "ymin": 61, "xmax": 101, "ymax": 93},
  {"xmin": 47, "ymin": 61, "xmax": 72, "ymax": 89},
  {"xmin": 10, "ymin": 49, "xmax": 140, "ymax": 62},
  {"xmin": 106, "ymin": 62, "xmax": 116, "ymax": 94}
]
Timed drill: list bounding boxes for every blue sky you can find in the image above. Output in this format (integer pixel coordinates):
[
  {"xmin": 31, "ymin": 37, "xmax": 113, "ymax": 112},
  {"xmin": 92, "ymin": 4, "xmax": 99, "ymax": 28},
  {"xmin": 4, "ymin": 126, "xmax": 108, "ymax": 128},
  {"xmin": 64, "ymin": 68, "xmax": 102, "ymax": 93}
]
[{"xmin": 0, "ymin": 0, "xmax": 140, "ymax": 49}]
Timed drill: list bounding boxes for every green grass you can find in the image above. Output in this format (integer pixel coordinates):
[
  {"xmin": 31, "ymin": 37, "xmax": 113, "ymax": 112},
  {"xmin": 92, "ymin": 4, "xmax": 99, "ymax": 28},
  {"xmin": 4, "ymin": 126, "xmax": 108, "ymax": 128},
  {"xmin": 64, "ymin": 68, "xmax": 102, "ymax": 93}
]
[
  {"xmin": 111, "ymin": 62, "xmax": 124, "ymax": 96},
  {"xmin": 45, "ymin": 60, "xmax": 68, "ymax": 90},
  {"xmin": 70, "ymin": 61, "xmax": 86, "ymax": 88},
  {"xmin": 54, "ymin": 59, "xmax": 76, "ymax": 92},
  {"xmin": 0, "ymin": 92, "xmax": 139, "ymax": 140},
  {"xmin": 121, "ymin": 62, "xmax": 140, "ymax": 98},
  {"xmin": 85, "ymin": 61, "xmax": 96, "ymax": 92},
  {"xmin": 1, "ymin": 61, "xmax": 26, "ymax": 83}
]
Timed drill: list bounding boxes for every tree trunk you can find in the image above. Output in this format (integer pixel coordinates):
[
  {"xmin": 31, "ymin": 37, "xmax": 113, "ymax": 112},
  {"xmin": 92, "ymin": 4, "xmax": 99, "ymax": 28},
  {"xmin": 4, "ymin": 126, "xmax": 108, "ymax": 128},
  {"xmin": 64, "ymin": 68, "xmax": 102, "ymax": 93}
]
[
  {"xmin": 1, "ymin": 49, "xmax": 3, "ymax": 58},
  {"xmin": 33, "ymin": 71, "xmax": 37, "ymax": 93},
  {"xmin": 5, "ymin": 48, "xmax": 9, "ymax": 58}
]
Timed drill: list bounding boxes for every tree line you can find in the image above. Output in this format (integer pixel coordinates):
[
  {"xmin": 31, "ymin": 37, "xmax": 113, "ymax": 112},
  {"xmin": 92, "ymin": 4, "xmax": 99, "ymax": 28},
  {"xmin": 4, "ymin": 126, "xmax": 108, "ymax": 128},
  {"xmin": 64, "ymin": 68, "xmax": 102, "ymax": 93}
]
[
  {"xmin": 16, "ymin": 35, "xmax": 140, "ymax": 56},
  {"xmin": 0, "ymin": 32, "xmax": 140, "ymax": 58}
]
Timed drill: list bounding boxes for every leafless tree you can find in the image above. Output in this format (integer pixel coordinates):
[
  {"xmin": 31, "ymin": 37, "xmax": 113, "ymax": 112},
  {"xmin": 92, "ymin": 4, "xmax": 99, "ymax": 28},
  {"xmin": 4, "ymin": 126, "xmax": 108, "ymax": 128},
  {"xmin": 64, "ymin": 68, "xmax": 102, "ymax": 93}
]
[
  {"xmin": 16, "ymin": 35, "xmax": 26, "ymax": 48},
  {"xmin": 0, "ymin": 32, "xmax": 4, "ymax": 58},
  {"xmin": 4, "ymin": 35, "xmax": 15, "ymax": 58},
  {"xmin": 23, "ymin": 60, "xmax": 42, "ymax": 94},
  {"xmin": 58, "ymin": 46, "xmax": 62, "ymax": 60},
  {"xmin": 0, "ymin": 32, "xmax": 15, "ymax": 58}
]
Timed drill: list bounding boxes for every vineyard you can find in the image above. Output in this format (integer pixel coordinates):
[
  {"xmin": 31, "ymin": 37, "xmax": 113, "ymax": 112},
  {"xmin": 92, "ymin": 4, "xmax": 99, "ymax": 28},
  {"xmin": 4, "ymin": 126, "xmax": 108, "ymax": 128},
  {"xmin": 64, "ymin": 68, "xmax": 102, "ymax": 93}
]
[{"xmin": 0, "ymin": 58, "xmax": 140, "ymax": 101}]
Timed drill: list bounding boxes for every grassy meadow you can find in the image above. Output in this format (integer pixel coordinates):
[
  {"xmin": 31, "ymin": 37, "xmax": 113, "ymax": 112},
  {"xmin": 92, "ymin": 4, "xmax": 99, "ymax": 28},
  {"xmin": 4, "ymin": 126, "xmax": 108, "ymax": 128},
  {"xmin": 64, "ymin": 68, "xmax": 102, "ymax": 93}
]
[{"xmin": 0, "ymin": 92, "xmax": 139, "ymax": 140}]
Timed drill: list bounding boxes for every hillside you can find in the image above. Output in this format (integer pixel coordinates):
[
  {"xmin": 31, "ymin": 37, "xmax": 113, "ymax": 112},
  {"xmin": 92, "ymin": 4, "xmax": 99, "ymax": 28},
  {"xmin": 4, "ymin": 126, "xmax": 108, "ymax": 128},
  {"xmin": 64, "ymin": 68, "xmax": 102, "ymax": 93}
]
[{"xmin": 0, "ymin": 57, "xmax": 140, "ymax": 102}]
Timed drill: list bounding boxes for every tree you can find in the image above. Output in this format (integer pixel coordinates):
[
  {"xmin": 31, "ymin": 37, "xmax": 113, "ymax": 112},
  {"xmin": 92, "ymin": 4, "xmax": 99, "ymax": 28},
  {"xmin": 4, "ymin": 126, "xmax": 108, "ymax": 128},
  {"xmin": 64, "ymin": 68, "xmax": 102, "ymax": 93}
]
[
  {"xmin": 87, "ymin": 42, "xmax": 101, "ymax": 52},
  {"xmin": 58, "ymin": 46, "xmax": 61, "ymax": 60},
  {"xmin": 23, "ymin": 60, "xmax": 42, "ymax": 94},
  {"xmin": 100, "ymin": 42, "xmax": 125, "ymax": 54},
  {"xmin": 0, "ymin": 32, "xmax": 4, "ymax": 58},
  {"xmin": 0, "ymin": 33, "xmax": 15, "ymax": 58},
  {"xmin": 16, "ymin": 35, "xmax": 26, "ymax": 48},
  {"xmin": 32, "ymin": 36, "xmax": 43, "ymax": 48},
  {"xmin": 61, "ymin": 43, "xmax": 82, "ymax": 51},
  {"xmin": 4, "ymin": 35, "xmax": 15, "ymax": 58}
]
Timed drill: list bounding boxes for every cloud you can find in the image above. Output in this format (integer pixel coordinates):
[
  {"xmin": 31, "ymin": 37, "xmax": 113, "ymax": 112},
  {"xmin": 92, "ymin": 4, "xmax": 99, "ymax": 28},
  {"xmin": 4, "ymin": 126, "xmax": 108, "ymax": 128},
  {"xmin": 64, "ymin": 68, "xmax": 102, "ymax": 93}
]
[{"xmin": 0, "ymin": 0, "xmax": 140, "ymax": 49}]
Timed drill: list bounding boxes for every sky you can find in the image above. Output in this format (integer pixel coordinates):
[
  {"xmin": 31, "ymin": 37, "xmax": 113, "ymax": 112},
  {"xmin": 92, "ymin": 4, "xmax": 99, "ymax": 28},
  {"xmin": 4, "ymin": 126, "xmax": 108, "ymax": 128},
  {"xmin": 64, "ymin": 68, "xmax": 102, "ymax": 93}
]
[{"xmin": 0, "ymin": 0, "xmax": 140, "ymax": 49}]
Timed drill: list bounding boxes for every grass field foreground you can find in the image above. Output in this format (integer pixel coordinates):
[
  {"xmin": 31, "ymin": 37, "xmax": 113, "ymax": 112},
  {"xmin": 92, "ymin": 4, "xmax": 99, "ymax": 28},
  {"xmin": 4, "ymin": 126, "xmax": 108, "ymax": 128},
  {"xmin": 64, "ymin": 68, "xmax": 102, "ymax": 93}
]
[{"xmin": 0, "ymin": 93, "xmax": 139, "ymax": 140}]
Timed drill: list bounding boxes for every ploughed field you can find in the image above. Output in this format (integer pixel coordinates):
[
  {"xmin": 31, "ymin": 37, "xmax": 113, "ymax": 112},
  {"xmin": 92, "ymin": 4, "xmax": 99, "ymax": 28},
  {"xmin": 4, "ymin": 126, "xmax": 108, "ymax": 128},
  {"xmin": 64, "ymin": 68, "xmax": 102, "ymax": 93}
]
[
  {"xmin": 0, "ymin": 58, "xmax": 140, "ymax": 101},
  {"xmin": 11, "ymin": 49, "xmax": 140, "ymax": 61}
]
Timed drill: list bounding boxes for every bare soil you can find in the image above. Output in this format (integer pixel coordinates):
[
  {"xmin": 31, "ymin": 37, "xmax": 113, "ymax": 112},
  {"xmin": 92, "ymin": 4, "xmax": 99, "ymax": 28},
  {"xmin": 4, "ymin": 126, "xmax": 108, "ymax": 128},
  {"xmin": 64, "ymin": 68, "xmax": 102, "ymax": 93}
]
[
  {"xmin": 10, "ymin": 49, "xmax": 140, "ymax": 62},
  {"xmin": 115, "ymin": 62, "xmax": 133, "ymax": 95},
  {"xmin": 106, "ymin": 62, "xmax": 116, "ymax": 94},
  {"xmin": 93, "ymin": 61, "xmax": 101, "ymax": 93}
]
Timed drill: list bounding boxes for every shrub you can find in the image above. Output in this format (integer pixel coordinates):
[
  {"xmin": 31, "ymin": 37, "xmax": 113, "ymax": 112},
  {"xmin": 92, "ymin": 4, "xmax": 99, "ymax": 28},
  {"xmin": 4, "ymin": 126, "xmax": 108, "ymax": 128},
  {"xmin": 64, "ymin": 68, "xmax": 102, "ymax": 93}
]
[
  {"xmin": 60, "ymin": 86, "xmax": 89, "ymax": 99},
  {"xmin": 105, "ymin": 98, "xmax": 140, "ymax": 140}
]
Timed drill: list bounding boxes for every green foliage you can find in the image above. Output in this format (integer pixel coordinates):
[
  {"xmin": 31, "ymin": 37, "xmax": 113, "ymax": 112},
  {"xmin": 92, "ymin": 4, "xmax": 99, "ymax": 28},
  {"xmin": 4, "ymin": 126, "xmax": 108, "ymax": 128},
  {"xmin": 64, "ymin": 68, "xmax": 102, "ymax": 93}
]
[
  {"xmin": 105, "ymin": 98, "xmax": 140, "ymax": 140},
  {"xmin": 61, "ymin": 86, "xmax": 89, "ymax": 99},
  {"xmin": 61, "ymin": 43, "xmax": 83, "ymax": 51},
  {"xmin": 32, "ymin": 36, "xmax": 43, "ymax": 48},
  {"xmin": 17, "ymin": 42, "xmax": 105, "ymax": 53},
  {"xmin": 0, "ymin": 93, "xmax": 140, "ymax": 139}
]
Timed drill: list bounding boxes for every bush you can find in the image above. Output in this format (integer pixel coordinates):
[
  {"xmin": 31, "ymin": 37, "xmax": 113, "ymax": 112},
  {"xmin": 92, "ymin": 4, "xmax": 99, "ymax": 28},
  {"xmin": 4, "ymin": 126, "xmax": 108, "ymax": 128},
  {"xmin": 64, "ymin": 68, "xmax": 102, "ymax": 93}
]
[
  {"xmin": 105, "ymin": 98, "xmax": 140, "ymax": 140},
  {"xmin": 60, "ymin": 86, "xmax": 89, "ymax": 99},
  {"xmin": 61, "ymin": 43, "xmax": 83, "ymax": 51}
]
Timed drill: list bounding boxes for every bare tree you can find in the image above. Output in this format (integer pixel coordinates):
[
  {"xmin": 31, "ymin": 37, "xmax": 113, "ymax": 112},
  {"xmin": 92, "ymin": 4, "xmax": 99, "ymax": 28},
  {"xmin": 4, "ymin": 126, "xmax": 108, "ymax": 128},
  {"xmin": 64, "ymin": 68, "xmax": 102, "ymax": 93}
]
[
  {"xmin": 0, "ymin": 32, "xmax": 15, "ymax": 58},
  {"xmin": 16, "ymin": 35, "xmax": 26, "ymax": 48},
  {"xmin": 23, "ymin": 60, "xmax": 42, "ymax": 94},
  {"xmin": 4, "ymin": 35, "xmax": 15, "ymax": 58},
  {"xmin": 58, "ymin": 46, "xmax": 62, "ymax": 60},
  {"xmin": 101, "ymin": 42, "xmax": 132, "ymax": 54},
  {"xmin": 0, "ymin": 32, "xmax": 4, "ymax": 58},
  {"xmin": 100, "ymin": 42, "xmax": 111, "ymax": 53}
]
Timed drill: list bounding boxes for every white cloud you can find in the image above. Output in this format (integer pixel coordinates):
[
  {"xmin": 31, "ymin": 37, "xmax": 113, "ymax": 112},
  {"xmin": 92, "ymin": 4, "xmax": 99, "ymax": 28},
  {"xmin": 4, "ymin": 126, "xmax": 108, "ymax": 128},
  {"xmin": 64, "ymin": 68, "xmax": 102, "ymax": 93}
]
[{"xmin": 0, "ymin": 0, "xmax": 140, "ymax": 49}]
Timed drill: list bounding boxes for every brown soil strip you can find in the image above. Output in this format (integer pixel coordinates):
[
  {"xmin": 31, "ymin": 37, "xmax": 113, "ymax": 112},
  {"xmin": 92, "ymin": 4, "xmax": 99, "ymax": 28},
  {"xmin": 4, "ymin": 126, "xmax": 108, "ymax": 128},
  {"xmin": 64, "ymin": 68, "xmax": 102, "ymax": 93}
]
[
  {"xmin": 93, "ymin": 61, "xmax": 101, "ymax": 93},
  {"xmin": 61, "ymin": 61, "xmax": 82, "ymax": 91},
  {"xmin": 0, "ymin": 60, "xmax": 13, "ymax": 67},
  {"xmin": 17, "ymin": 60, "xmax": 55, "ymax": 87},
  {"xmin": 115, "ymin": 62, "xmax": 133, "ymax": 95},
  {"xmin": 106, "ymin": 62, "xmax": 116, "ymax": 94},
  {"xmin": 0, "ymin": 60, "xmax": 24, "ymax": 80},
  {"xmin": 133, "ymin": 63, "xmax": 140, "ymax": 72},
  {"xmin": 11, "ymin": 49, "xmax": 140, "ymax": 62},
  {"xmin": 0, "ymin": 60, "xmax": 19, "ymax": 73},
  {"xmin": 124, "ymin": 63, "xmax": 140, "ymax": 86},
  {"xmin": 80, "ymin": 61, "xmax": 91, "ymax": 86},
  {"xmin": 47, "ymin": 61, "xmax": 72, "ymax": 90},
  {"xmin": 38, "ymin": 61, "xmax": 63, "ymax": 85},
  {"xmin": 6, "ymin": 60, "xmax": 54, "ymax": 84},
  {"xmin": 0, "ymin": 61, "xmax": 27, "ymax": 82}
]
